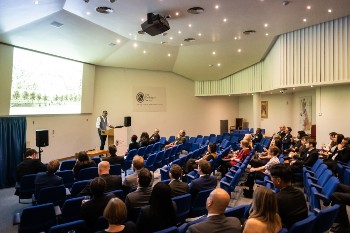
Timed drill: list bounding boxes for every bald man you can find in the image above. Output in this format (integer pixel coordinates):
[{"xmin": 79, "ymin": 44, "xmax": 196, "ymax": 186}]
[
  {"xmin": 79, "ymin": 161, "xmax": 122, "ymax": 196},
  {"xmin": 187, "ymin": 188, "xmax": 242, "ymax": 233}
]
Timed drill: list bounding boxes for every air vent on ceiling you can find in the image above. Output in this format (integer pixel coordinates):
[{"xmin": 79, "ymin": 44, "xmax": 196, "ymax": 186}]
[
  {"xmin": 187, "ymin": 7, "xmax": 204, "ymax": 14},
  {"xmin": 243, "ymin": 30, "xmax": 256, "ymax": 35},
  {"xmin": 109, "ymin": 43, "xmax": 116, "ymax": 46},
  {"xmin": 138, "ymin": 30, "xmax": 145, "ymax": 35},
  {"xmin": 96, "ymin": 6, "xmax": 114, "ymax": 14},
  {"xmin": 50, "ymin": 21, "xmax": 63, "ymax": 28},
  {"xmin": 184, "ymin": 38, "xmax": 196, "ymax": 42},
  {"xmin": 161, "ymin": 41, "xmax": 167, "ymax": 44}
]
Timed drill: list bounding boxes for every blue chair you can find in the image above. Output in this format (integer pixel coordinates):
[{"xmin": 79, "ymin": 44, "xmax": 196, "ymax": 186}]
[
  {"xmin": 91, "ymin": 156, "xmax": 101, "ymax": 165},
  {"xmin": 137, "ymin": 146, "xmax": 146, "ymax": 157},
  {"xmin": 312, "ymin": 204, "xmax": 340, "ymax": 233},
  {"xmin": 37, "ymin": 184, "xmax": 67, "ymax": 207},
  {"xmin": 220, "ymin": 169, "xmax": 243, "ymax": 196},
  {"xmin": 172, "ymin": 193, "xmax": 191, "ymax": 223},
  {"xmin": 154, "ymin": 151, "xmax": 165, "ymax": 170},
  {"xmin": 60, "ymin": 196, "xmax": 84, "ymax": 223},
  {"xmin": 160, "ymin": 166, "xmax": 170, "ymax": 181},
  {"xmin": 144, "ymin": 144, "xmax": 154, "ymax": 158},
  {"xmin": 60, "ymin": 159, "xmax": 76, "ymax": 171},
  {"xmin": 309, "ymin": 176, "xmax": 339, "ymax": 210},
  {"xmin": 122, "ymin": 149, "xmax": 137, "ymax": 175},
  {"xmin": 77, "ymin": 167, "xmax": 98, "ymax": 181},
  {"xmin": 152, "ymin": 142, "xmax": 162, "ymax": 153},
  {"xmin": 144, "ymin": 153, "xmax": 157, "ymax": 172},
  {"xmin": 18, "ymin": 174, "xmax": 36, "ymax": 203},
  {"xmin": 178, "ymin": 216, "xmax": 207, "ymax": 233},
  {"xmin": 107, "ymin": 189, "xmax": 124, "ymax": 200},
  {"xmin": 189, "ymin": 189, "xmax": 214, "ymax": 217},
  {"xmin": 154, "ymin": 226, "xmax": 179, "ymax": 233},
  {"xmin": 159, "ymin": 137, "xmax": 167, "ymax": 145},
  {"xmin": 70, "ymin": 180, "xmax": 90, "ymax": 197},
  {"xmin": 110, "ymin": 164, "xmax": 122, "ymax": 176},
  {"xmin": 56, "ymin": 170, "xmax": 75, "ymax": 188},
  {"xmin": 18, "ymin": 203, "xmax": 57, "ymax": 233},
  {"xmin": 162, "ymin": 148, "xmax": 172, "ymax": 166},
  {"xmin": 224, "ymin": 204, "xmax": 251, "ymax": 218},
  {"xmin": 48, "ymin": 220, "xmax": 86, "ymax": 233},
  {"xmin": 283, "ymin": 214, "xmax": 316, "ymax": 233},
  {"xmin": 167, "ymin": 136, "xmax": 176, "ymax": 144}
]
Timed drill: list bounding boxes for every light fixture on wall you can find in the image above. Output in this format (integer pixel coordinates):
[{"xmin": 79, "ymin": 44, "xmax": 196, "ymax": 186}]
[{"xmin": 280, "ymin": 88, "xmax": 287, "ymax": 94}]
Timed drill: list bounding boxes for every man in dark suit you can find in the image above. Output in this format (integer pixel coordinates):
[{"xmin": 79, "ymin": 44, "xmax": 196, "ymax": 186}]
[
  {"xmin": 103, "ymin": 144, "xmax": 124, "ymax": 166},
  {"xmin": 187, "ymin": 188, "xmax": 242, "ymax": 233},
  {"xmin": 16, "ymin": 148, "xmax": 47, "ymax": 182},
  {"xmin": 169, "ymin": 164, "xmax": 189, "ymax": 196},
  {"xmin": 290, "ymin": 138, "xmax": 318, "ymax": 173},
  {"xmin": 282, "ymin": 127, "xmax": 293, "ymax": 150},
  {"xmin": 34, "ymin": 159, "xmax": 63, "ymax": 198},
  {"xmin": 79, "ymin": 161, "xmax": 122, "ymax": 196},
  {"xmin": 81, "ymin": 177, "xmax": 114, "ymax": 231},
  {"xmin": 149, "ymin": 128, "xmax": 160, "ymax": 144},
  {"xmin": 189, "ymin": 160, "xmax": 217, "ymax": 199}
]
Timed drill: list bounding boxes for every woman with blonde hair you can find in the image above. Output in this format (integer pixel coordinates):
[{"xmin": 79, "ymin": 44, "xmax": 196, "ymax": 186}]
[
  {"xmin": 243, "ymin": 186, "xmax": 282, "ymax": 233},
  {"xmin": 96, "ymin": 197, "xmax": 137, "ymax": 233}
]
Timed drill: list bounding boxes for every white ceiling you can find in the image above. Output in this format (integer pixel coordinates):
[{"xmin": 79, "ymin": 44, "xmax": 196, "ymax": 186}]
[{"xmin": 1, "ymin": 0, "xmax": 350, "ymax": 81}]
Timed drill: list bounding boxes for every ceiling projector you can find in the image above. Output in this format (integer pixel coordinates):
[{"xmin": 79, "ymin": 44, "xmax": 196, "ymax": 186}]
[{"xmin": 141, "ymin": 13, "xmax": 170, "ymax": 36}]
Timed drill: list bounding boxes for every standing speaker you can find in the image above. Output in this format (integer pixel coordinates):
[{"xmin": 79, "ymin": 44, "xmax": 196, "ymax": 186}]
[
  {"xmin": 124, "ymin": 116, "xmax": 131, "ymax": 127},
  {"xmin": 36, "ymin": 129, "xmax": 49, "ymax": 147}
]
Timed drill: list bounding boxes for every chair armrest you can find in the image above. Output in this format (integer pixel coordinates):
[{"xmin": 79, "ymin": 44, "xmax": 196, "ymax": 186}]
[
  {"xmin": 313, "ymin": 208, "xmax": 321, "ymax": 214},
  {"xmin": 310, "ymin": 183, "xmax": 322, "ymax": 190},
  {"xmin": 315, "ymin": 192, "xmax": 331, "ymax": 205},
  {"xmin": 54, "ymin": 205, "xmax": 62, "ymax": 216},
  {"xmin": 13, "ymin": 213, "xmax": 20, "ymax": 225},
  {"xmin": 265, "ymin": 179, "xmax": 274, "ymax": 184},
  {"xmin": 186, "ymin": 174, "xmax": 197, "ymax": 180},
  {"xmin": 308, "ymin": 176, "xmax": 318, "ymax": 182},
  {"xmin": 220, "ymin": 181, "xmax": 230, "ymax": 187},
  {"xmin": 225, "ymin": 174, "xmax": 234, "ymax": 179}
]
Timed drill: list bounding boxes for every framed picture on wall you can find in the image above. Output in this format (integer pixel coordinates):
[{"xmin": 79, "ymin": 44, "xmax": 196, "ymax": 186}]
[{"xmin": 261, "ymin": 101, "xmax": 268, "ymax": 118}]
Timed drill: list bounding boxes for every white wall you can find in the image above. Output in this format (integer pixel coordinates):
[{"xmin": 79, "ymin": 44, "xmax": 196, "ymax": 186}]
[
  {"xmin": 238, "ymin": 96, "xmax": 253, "ymax": 128},
  {"xmin": 25, "ymin": 67, "xmax": 239, "ymax": 162}
]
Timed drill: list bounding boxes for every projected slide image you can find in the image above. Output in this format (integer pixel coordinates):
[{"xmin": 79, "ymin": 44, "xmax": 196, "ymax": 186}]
[{"xmin": 10, "ymin": 48, "xmax": 83, "ymax": 115}]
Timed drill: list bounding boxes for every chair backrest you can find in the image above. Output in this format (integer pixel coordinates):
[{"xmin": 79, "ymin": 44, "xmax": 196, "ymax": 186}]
[
  {"xmin": 191, "ymin": 188, "xmax": 214, "ymax": 217},
  {"xmin": 56, "ymin": 170, "xmax": 74, "ymax": 188},
  {"xmin": 144, "ymin": 144, "xmax": 154, "ymax": 157},
  {"xmin": 91, "ymin": 156, "xmax": 101, "ymax": 165},
  {"xmin": 59, "ymin": 159, "xmax": 76, "ymax": 171},
  {"xmin": 77, "ymin": 167, "xmax": 98, "ymax": 181},
  {"xmin": 61, "ymin": 196, "xmax": 85, "ymax": 223},
  {"xmin": 70, "ymin": 180, "xmax": 90, "ymax": 197},
  {"xmin": 37, "ymin": 184, "xmax": 67, "ymax": 206},
  {"xmin": 125, "ymin": 149, "xmax": 138, "ymax": 160},
  {"xmin": 19, "ymin": 203, "xmax": 57, "ymax": 233},
  {"xmin": 137, "ymin": 146, "xmax": 146, "ymax": 157},
  {"xmin": 110, "ymin": 164, "xmax": 122, "ymax": 176},
  {"xmin": 159, "ymin": 137, "xmax": 167, "ymax": 145},
  {"xmin": 167, "ymin": 136, "xmax": 175, "ymax": 144},
  {"xmin": 224, "ymin": 204, "xmax": 251, "ymax": 218},
  {"xmin": 106, "ymin": 189, "xmax": 124, "ymax": 200},
  {"xmin": 287, "ymin": 214, "xmax": 316, "ymax": 233},
  {"xmin": 153, "ymin": 226, "xmax": 179, "ymax": 233},
  {"xmin": 172, "ymin": 194, "xmax": 191, "ymax": 223},
  {"xmin": 312, "ymin": 204, "xmax": 340, "ymax": 233},
  {"xmin": 48, "ymin": 220, "xmax": 86, "ymax": 233},
  {"xmin": 19, "ymin": 174, "xmax": 37, "ymax": 200},
  {"xmin": 152, "ymin": 142, "xmax": 162, "ymax": 153},
  {"xmin": 94, "ymin": 216, "xmax": 109, "ymax": 232}
]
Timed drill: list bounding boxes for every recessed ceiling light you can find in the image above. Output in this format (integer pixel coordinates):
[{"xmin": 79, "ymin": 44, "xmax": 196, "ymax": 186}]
[
  {"xmin": 307, "ymin": 6, "xmax": 311, "ymax": 10},
  {"xmin": 133, "ymin": 43, "xmax": 138, "ymax": 48},
  {"xmin": 237, "ymin": 49, "xmax": 242, "ymax": 53},
  {"xmin": 129, "ymin": 33, "xmax": 132, "ymax": 36},
  {"xmin": 143, "ymin": 50, "xmax": 146, "ymax": 54},
  {"xmin": 303, "ymin": 18, "xmax": 307, "ymax": 22},
  {"xmin": 198, "ymin": 33, "xmax": 202, "ymax": 36},
  {"xmin": 212, "ymin": 51, "xmax": 216, "ymax": 55},
  {"xmin": 223, "ymin": 18, "xmax": 227, "ymax": 22},
  {"xmin": 217, "ymin": 63, "xmax": 221, "ymax": 67},
  {"xmin": 311, "ymin": 85, "xmax": 313, "ymax": 87},
  {"xmin": 265, "ymin": 33, "xmax": 269, "ymax": 36},
  {"xmin": 116, "ymin": 39, "xmax": 121, "ymax": 44},
  {"xmin": 175, "ymin": 12, "xmax": 179, "ymax": 16},
  {"xmin": 188, "ymin": 24, "xmax": 192, "ymax": 28},
  {"xmin": 264, "ymin": 23, "xmax": 268, "ymax": 27},
  {"xmin": 178, "ymin": 30, "xmax": 182, "ymax": 34},
  {"xmin": 234, "ymin": 37, "xmax": 237, "ymax": 40},
  {"xmin": 169, "ymin": 37, "xmax": 173, "ymax": 40},
  {"xmin": 167, "ymin": 53, "xmax": 171, "ymax": 57},
  {"xmin": 141, "ymin": 18, "xmax": 145, "ymax": 22},
  {"xmin": 215, "ymin": 5, "xmax": 219, "ymax": 9},
  {"xmin": 180, "ymin": 43, "xmax": 183, "ymax": 46},
  {"xmin": 293, "ymin": 87, "xmax": 295, "ymax": 90},
  {"xmin": 328, "ymin": 9, "xmax": 332, "ymax": 13},
  {"xmin": 86, "ymin": 11, "xmax": 90, "ymax": 15},
  {"xmin": 34, "ymin": 0, "xmax": 39, "ymax": 4},
  {"xmin": 238, "ymin": 36, "xmax": 241, "ymax": 39}
]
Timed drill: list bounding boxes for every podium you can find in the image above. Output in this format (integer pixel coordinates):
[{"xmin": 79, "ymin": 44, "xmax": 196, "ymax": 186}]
[{"xmin": 102, "ymin": 127, "xmax": 128, "ymax": 156}]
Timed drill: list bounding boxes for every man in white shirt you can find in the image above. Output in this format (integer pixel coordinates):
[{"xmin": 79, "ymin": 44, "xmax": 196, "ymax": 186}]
[{"xmin": 96, "ymin": 110, "xmax": 113, "ymax": 150}]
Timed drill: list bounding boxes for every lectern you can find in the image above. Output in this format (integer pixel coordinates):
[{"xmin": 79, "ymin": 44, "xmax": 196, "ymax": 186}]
[{"xmin": 101, "ymin": 127, "xmax": 128, "ymax": 156}]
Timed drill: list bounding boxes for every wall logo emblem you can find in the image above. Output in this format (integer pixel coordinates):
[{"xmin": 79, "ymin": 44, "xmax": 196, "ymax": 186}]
[{"xmin": 136, "ymin": 92, "xmax": 144, "ymax": 103}]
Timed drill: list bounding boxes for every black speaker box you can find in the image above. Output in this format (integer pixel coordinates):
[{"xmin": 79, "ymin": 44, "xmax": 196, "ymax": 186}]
[
  {"xmin": 124, "ymin": 116, "xmax": 131, "ymax": 127},
  {"xmin": 141, "ymin": 13, "xmax": 170, "ymax": 36},
  {"xmin": 36, "ymin": 129, "xmax": 49, "ymax": 147}
]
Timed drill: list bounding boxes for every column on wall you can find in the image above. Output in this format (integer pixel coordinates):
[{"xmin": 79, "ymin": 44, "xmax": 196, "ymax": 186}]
[{"xmin": 253, "ymin": 93, "xmax": 261, "ymax": 129}]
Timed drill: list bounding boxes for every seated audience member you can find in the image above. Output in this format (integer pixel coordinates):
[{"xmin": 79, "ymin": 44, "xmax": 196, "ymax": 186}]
[
  {"xmin": 243, "ymin": 146, "xmax": 280, "ymax": 197},
  {"xmin": 125, "ymin": 168, "xmax": 153, "ymax": 212},
  {"xmin": 137, "ymin": 182, "xmax": 177, "ymax": 233},
  {"xmin": 187, "ymin": 188, "xmax": 242, "ymax": 233},
  {"xmin": 81, "ymin": 177, "xmax": 115, "ymax": 230},
  {"xmin": 286, "ymin": 136, "xmax": 308, "ymax": 162},
  {"xmin": 139, "ymin": 132, "xmax": 150, "ymax": 147},
  {"xmin": 243, "ymin": 186, "xmax": 282, "ymax": 233},
  {"xmin": 34, "ymin": 159, "xmax": 62, "ymax": 199},
  {"xmin": 251, "ymin": 139, "xmax": 281, "ymax": 168},
  {"xmin": 189, "ymin": 160, "xmax": 217, "ymax": 199},
  {"xmin": 324, "ymin": 137, "xmax": 350, "ymax": 174},
  {"xmin": 252, "ymin": 128, "xmax": 263, "ymax": 144},
  {"xmin": 270, "ymin": 164, "xmax": 308, "ymax": 229},
  {"xmin": 184, "ymin": 143, "xmax": 217, "ymax": 174},
  {"xmin": 320, "ymin": 132, "xmax": 338, "ymax": 156},
  {"xmin": 73, "ymin": 151, "xmax": 96, "ymax": 179},
  {"xmin": 219, "ymin": 140, "xmax": 251, "ymax": 175},
  {"xmin": 321, "ymin": 134, "xmax": 344, "ymax": 159},
  {"xmin": 284, "ymin": 130, "xmax": 306, "ymax": 154},
  {"xmin": 103, "ymin": 144, "xmax": 124, "ymax": 166},
  {"xmin": 123, "ymin": 155, "xmax": 154, "ymax": 191},
  {"xmin": 80, "ymin": 161, "xmax": 122, "ymax": 196},
  {"xmin": 16, "ymin": 148, "xmax": 47, "ymax": 182},
  {"xmin": 164, "ymin": 129, "xmax": 186, "ymax": 149},
  {"xmin": 331, "ymin": 183, "xmax": 350, "ymax": 233},
  {"xmin": 243, "ymin": 134, "xmax": 253, "ymax": 149},
  {"xmin": 290, "ymin": 138, "xmax": 318, "ymax": 173},
  {"xmin": 96, "ymin": 197, "xmax": 137, "ymax": 233},
  {"xmin": 128, "ymin": 135, "xmax": 140, "ymax": 152},
  {"xmin": 169, "ymin": 164, "xmax": 189, "ymax": 196},
  {"xmin": 276, "ymin": 124, "xmax": 286, "ymax": 139},
  {"xmin": 281, "ymin": 127, "xmax": 293, "ymax": 151},
  {"xmin": 149, "ymin": 128, "xmax": 160, "ymax": 144}
]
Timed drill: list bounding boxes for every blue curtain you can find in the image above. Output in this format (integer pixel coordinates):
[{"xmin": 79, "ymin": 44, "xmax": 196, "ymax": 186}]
[{"xmin": 0, "ymin": 117, "xmax": 26, "ymax": 189}]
